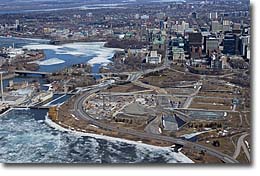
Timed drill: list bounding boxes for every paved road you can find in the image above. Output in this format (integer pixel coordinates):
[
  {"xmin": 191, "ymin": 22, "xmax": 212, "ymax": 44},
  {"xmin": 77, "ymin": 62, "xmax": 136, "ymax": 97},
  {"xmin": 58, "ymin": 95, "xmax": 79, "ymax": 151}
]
[
  {"xmin": 99, "ymin": 92, "xmax": 188, "ymax": 97},
  {"xmin": 72, "ymin": 84, "xmax": 238, "ymax": 164},
  {"xmin": 182, "ymin": 83, "xmax": 202, "ymax": 108},
  {"xmin": 70, "ymin": 58, "xmax": 238, "ymax": 163},
  {"xmin": 233, "ymin": 133, "xmax": 250, "ymax": 161},
  {"xmin": 144, "ymin": 115, "xmax": 161, "ymax": 135},
  {"xmin": 177, "ymin": 107, "xmax": 238, "ymax": 113}
]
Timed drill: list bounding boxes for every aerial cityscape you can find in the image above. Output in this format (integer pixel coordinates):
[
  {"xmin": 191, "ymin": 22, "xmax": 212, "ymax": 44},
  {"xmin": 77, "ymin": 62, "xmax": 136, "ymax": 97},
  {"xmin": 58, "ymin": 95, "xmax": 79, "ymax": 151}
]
[{"xmin": 0, "ymin": 0, "xmax": 250, "ymax": 164}]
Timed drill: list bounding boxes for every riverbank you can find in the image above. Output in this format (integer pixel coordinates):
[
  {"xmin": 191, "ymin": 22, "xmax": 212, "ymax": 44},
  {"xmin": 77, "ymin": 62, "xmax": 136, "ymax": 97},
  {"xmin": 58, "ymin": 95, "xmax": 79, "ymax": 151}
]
[
  {"xmin": 0, "ymin": 35, "xmax": 107, "ymax": 46},
  {"xmin": 49, "ymin": 96, "xmax": 175, "ymax": 148},
  {"xmin": 45, "ymin": 114, "xmax": 193, "ymax": 163}
]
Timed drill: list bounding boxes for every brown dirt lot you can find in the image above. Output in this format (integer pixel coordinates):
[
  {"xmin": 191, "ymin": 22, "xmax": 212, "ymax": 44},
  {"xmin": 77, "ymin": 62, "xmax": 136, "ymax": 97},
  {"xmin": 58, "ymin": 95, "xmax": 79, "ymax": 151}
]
[{"xmin": 103, "ymin": 83, "xmax": 148, "ymax": 93}]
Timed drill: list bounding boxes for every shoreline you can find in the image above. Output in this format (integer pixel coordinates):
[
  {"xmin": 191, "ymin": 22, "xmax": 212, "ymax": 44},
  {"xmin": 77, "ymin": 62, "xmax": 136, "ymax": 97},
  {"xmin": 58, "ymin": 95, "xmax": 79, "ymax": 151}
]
[{"xmin": 44, "ymin": 114, "xmax": 194, "ymax": 163}]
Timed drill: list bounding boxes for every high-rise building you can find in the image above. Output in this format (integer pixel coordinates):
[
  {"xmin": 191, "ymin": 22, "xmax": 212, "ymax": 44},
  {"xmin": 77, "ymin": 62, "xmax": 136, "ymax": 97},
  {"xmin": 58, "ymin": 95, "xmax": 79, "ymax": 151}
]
[
  {"xmin": 222, "ymin": 20, "xmax": 231, "ymax": 32},
  {"xmin": 233, "ymin": 23, "xmax": 241, "ymax": 30},
  {"xmin": 223, "ymin": 34, "xmax": 236, "ymax": 55},
  {"xmin": 160, "ymin": 20, "xmax": 167, "ymax": 30},
  {"xmin": 191, "ymin": 12, "xmax": 197, "ymax": 19},
  {"xmin": 211, "ymin": 21, "xmax": 220, "ymax": 33},
  {"xmin": 206, "ymin": 37, "xmax": 219, "ymax": 55},
  {"xmin": 209, "ymin": 12, "xmax": 218, "ymax": 20},
  {"xmin": 15, "ymin": 19, "xmax": 20, "ymax": 31},
  {"xmin": 239, "ymin": 35, "xmax": 250, "ymax": 58},
  {"xmin": 15, "ymin": 19, "xmax": 19, "ymax": 28},
  {"xmin": 188, "ymin": 32, "xmax": 203, "ymax": 59},
  {"xmin": 182, "ymin": 21, "xmax": 189, "ymax": 33}
]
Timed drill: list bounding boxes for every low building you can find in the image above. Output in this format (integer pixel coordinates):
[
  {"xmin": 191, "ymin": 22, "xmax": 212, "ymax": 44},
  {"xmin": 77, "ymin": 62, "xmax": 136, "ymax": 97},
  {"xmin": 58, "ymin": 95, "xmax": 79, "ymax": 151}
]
[
  {"xmin": 145, "ymin": 51, "xmax": 162, "ymax": 64},
  {"xmin": 172, "ymin": 47, "xmax": 185, "ymax": 62}
]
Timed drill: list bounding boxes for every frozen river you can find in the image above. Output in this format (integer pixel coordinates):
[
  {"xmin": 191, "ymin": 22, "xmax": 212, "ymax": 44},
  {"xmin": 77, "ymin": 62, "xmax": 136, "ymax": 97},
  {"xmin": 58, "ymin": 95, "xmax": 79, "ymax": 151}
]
[
  {"xmin": 0, "ymin": 109, "xmax": 193, "ymax": 163},
  {"xmin": 0, "ymin": 37, "xmax": 193, "ymax": 164},
  {"xmin": 0, "ymin": 37, "xmax": 119, "ymax": 89},
  {"xmin": 0, "ymin": 37, "xmax": 118, "ymax": 74}
]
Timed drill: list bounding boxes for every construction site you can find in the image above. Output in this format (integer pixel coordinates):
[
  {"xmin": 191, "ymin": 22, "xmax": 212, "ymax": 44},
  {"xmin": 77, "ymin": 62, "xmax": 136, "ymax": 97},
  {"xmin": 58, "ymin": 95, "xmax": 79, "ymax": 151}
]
[{"xmin": 46, "ymin": 65, "xmax": 250, "ymax": 163}]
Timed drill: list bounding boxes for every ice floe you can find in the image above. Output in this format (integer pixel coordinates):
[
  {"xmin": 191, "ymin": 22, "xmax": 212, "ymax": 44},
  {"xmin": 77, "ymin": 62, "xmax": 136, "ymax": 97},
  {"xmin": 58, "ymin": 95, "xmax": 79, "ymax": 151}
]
[
  {"xmin": 45, "ymin": 115, "xmax": 193, "ymax": 163},
  {"xmin": 35, "ymin": 58, "xmax": 65, "ymax": 66},
  {"xmin": 23, "ymin": 42, "xmax": 122, "ymax": 66}
]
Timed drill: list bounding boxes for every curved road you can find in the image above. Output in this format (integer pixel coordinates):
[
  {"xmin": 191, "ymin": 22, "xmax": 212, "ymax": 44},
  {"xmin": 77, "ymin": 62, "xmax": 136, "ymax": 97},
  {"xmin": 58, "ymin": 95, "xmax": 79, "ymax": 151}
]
[
  {"xmin": 233, "ymin": 133, "xmax": 250, "ymax": 161},
  {"xmin": 72, "ymin": 85, "xmax": 238, "ymax": 164}
]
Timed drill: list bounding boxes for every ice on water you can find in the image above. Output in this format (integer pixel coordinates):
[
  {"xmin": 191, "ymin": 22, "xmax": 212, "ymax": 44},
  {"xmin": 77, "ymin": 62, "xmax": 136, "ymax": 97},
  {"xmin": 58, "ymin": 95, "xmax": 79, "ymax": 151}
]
[
  {"xmin": 23, "ymin": 42, "xmax": 121, "ymax": 66},
  {"xmin": 0, "ymin": 109, "xmax": 193, "ymax": 163}
]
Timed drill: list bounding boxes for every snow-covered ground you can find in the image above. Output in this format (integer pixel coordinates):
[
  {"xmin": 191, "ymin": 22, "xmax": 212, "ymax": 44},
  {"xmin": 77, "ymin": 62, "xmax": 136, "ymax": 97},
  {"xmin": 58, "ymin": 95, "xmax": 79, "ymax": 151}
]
[{"xmin": 181, "ymin": 131, "xmax": 211, "ymax": 139}]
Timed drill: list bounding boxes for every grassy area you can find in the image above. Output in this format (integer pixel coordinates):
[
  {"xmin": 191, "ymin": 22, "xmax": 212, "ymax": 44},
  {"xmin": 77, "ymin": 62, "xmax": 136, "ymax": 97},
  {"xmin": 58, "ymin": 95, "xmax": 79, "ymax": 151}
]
[
  {"xmin": 197, "ymin": 137, "xmax": 235, "ymax": 157},
  {"xmin": 140, "ymin": 69, "xmax": 200, "ymax": 88},
  {"xmin": 103, "ymin": 83, "xmax": 148, "ymax": 93},
  {"xmin": 189, "ymin": 102, "xmax": 232, "ymax": 111}
]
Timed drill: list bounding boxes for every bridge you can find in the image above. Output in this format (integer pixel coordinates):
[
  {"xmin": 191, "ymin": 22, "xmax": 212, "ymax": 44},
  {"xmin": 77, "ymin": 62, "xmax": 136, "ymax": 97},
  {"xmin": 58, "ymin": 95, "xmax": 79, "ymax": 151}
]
[
  {"xmin": 13, "ymin": 70, "xmax": 51, "ymax": 77},
  {"xmin": 14, "ymin": 106, "xmax": 52, "ymax": 109}
]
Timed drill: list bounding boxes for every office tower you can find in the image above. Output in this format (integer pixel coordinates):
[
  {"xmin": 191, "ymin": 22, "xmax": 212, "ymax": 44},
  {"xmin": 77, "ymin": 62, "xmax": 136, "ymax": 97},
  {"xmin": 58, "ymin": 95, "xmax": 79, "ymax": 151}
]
[{"xmin": 223, "ymin": 34, "xmax": 236, "ymax": 55}]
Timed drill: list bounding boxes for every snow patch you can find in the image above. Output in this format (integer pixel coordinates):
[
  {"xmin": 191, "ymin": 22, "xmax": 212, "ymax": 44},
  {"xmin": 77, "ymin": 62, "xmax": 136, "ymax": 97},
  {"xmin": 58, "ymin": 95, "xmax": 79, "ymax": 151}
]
[{"xmin": 36, "ymin": 58, "xmax": 65, "ymax": 66}]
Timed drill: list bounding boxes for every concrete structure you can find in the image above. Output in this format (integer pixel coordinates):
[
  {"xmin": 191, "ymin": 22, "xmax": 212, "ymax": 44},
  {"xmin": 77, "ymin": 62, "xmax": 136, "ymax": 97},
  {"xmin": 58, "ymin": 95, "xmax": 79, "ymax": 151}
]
[
  {"xmin": 188, "ymin": 32, "xmax": 203, "ymax": 59},
  {"xmin": 145, "ymin": 51, "xmax": 162, "ymax": 64},
  {"xmin": 206, "ymin": 37, "xmax": 219, "ymax": 55},
  {"xmin": 172, "ymin": 47, "xmax": 185, "ymax": 62},
  {"xmin": 239, "ymin": 35, "xmax": 250, "ymax": 58},
  {"xmin": 209, "ymin": 12, "xmax": 218, "ymax": 20},
  {"xmin": 210, "ymin": 54, "xmax": 222, "ymax": 70},
  {"xmin": 223, "ymin": 34, "xmax": 236, "ymax": 55},
  {"xmin": 162, "ymin": 115, "xmax": 178, "ymax": 131},
  {"xmin": 211, "ymin": 21, "xmax": 221, "ymax": 33},
  {"xmin": 222, "ymin": 20, "xmax": 231, "ymax": 32}
]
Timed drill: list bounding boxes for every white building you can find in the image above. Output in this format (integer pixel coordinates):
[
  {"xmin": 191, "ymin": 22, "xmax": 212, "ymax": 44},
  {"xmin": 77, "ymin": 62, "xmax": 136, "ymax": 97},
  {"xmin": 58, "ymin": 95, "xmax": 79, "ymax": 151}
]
[
  {"xmin": 209, "ymin": 12, "xmax": 218, "ymax": 20},
  {"xmin": 146, "ymin": 51, "xmax": 162, "ymax": 64},
  {"xmin": 140, "ymin": 15, "xmax": 149, "ymax": 20}
]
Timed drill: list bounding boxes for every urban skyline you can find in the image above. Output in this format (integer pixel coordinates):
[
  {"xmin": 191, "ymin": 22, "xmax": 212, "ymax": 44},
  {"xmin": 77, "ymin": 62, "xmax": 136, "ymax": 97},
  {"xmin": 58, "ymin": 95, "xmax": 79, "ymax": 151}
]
[{"xmin": 0, "ymin": 0, "xmax": 251, "ymax": 164}]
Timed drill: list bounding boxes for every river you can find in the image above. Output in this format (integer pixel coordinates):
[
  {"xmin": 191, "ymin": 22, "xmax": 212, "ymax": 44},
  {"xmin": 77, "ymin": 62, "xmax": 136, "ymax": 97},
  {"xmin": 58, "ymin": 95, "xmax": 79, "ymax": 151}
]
[
  {"xmin": 0, "ymin": 37, "xmax": 193, "ymax": 163},
  {"xmin": 0, "ymin": 37, "xmax": 118, "ymax": 89},
  {"xmin": 0, "ymin": 109, "xmax": 193, "ymax": 163}
]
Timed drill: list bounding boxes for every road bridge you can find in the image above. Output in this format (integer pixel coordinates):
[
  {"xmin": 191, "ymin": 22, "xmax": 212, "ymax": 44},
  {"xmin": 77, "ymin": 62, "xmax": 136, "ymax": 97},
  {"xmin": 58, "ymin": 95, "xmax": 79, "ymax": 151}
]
[{"xmin": 13, "ymin": 70, "xmax": 51, "ymax": 77}]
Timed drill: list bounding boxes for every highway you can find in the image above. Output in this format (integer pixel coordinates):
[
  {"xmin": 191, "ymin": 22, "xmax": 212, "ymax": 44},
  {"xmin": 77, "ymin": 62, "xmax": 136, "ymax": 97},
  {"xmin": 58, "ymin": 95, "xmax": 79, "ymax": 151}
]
[
  {"xmin": 69, "ymin": 45, "xmax": 239, "ymax": 163},
  {"xmin": 99, "ymin": 92, "xmax": 189, "ymax": 98},
  {"xmin": 72, "ymin": 82, "xmax": 238, "ymax": 164}
]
